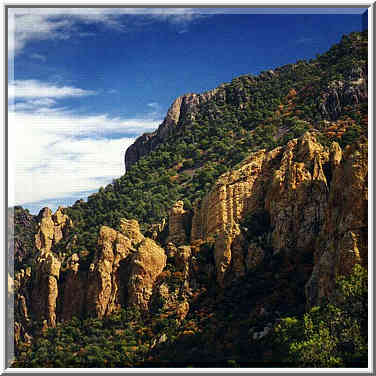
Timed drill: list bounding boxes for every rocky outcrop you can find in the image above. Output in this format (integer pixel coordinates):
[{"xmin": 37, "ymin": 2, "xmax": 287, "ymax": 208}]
[
  {"xmin": 13, "ymin": 267, "xmax": 32, "ymax": 346},
  {"xmin": 190, "ymin": 147, "xmax": 279, "ymax": 286},
  {"xmin": 319, "ymin": 66, "xmax": 367, "ymax": 120},
  {"xmin": 127, "ymin": 238, "xmax": 167, "ymax": 311},
  {"xmin": 9, "ymin": 207, "xmax": 37, "ymax": 271},
  {"xmin": 265, "ymin": 132, "xmax": 329, "ymax": 254},
  {"xmin": 60, "ymin": 253, "xmax": 86, "ymax": 321},
  {"xmin": 86, "ymin": 226, "xmax": 135, "ymax": 319},
  {"xmin": 190, "ymin": 132, "xmax": 367, "ymax": 295},
  {"xmin": 125, "ymin": 89, "xmax": 223, "ymax": 170},
  {"xmin": 52, "ymin": 207, "xmax": 73, "ymax": 244},
  {"xmin": 31, "ymin": 252, "xmax": 61, "ymax": 327},
  {"xmin": 29, "ymin": 207, "xmax": 72, "ymax": 327},
  {"xmin": 166, "ymin": 201, "xmax": 188, "ymax": 246},
  {"xmin": 305, "ymin": 137, "xmax": 368, "ymax": 306},
  {"xmin": 34, "ymin": 208, "xmax": 55, "ymax": 255},
  {"xmin": 35, "ymin": 206, "xmax": 72, "ymax": 255},
  {"xmin": 120, "ymin": 218, "xmax": 145, "ymax": 245},
  {"xmin": 149, "ymin": 243, "xmax": 192, "ymax": 323},
  {"xmin": 191, "ymin": 147, "xmax": 279, "ymax": 242},
  {"xmin": 61, "ymin": 218, "xmax": 167, "ymax": 320},
  {"xmin": 175, "ymin": 245, "xmax": 191, "ymax": 278},
  {"xmin": 15, "ymin": 210, "xmax": 170, "ymax": 331},
  {"xmin": 13, "ymin": 131, "xmax": 367, "ymax": 339}
]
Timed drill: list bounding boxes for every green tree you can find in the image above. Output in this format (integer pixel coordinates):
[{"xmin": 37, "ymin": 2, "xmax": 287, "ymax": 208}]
[{"xmin": 274, "ymin": 264, "xmax": 367, "ymax": 367}]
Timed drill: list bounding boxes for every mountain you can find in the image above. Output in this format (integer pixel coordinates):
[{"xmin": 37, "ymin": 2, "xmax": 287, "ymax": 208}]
[
  {"xmin": 10, "ymin": 31, "xmax": 368, "ymax": 368},
  {"xmin": 8, "ymin": 207, "xmax": 37, "ymax": 272}
]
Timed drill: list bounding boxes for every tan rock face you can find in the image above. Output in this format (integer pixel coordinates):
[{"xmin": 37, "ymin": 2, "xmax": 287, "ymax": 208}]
[
  {"xmin": 60, "ymin": 253, "xmax": 85, "ymax": 321},
  {"xmin": 15, "ymin": 131, "xmax": 367, "ymax": 334},
  {"xmin": 191, "ymin": 132, "xmax": 367, "ymax": 298},
  {"xmin": 79, "ymin": 219, "xmax": 167, "ymax": 317},
  {"xmin": 176, "ymin": 300, "xmax": 190, "ymax": 321},
  {"xmin": 28, "ymin": 214, "xmax": 169, "ymax": 323},
  {"xmin": 213, "ymin": 233, "xmax": 233, "ymax": 287},
  {"xmin": 52, "ymin": 207, "xmax": 73, "ymax": 244},
  {"xmin": 167, "ymin": 201, "xmax": 188, "ymax": 246},
  {"xmin": 120, "ymin": 219, "xmax": 144, "ymax": 245},
  {"xmin": 306, "ymin": 137, "xmax": 368, "ymax": 307},
  {"xmin": 35, "ymin": 206, "xmax": 73, "ymax": 255},
  {"xmin": 86, "ymin": 225, "xmax": 134, "ymax": 319},
  {"xmin": 30, "ymin": 206, "xmax": 72, "ymax": 327},
  {"xmin": 34, "ymin": 208, "xmax": 54, "ymax": 255},
  {"xmin": 127, "ymin": 238, "xmax": 167, "ymax": 311},
  {"xmin": 191, "ymin": 149, "xmax": 267, "ymax": 241},
  {"xmin": 330, "ymin": 141, "xmax": 342, "ymax": 168},
  {"xmin": 13, "ymin": 267, "xmax": 32, "ymax": 346},
  {"xmin": 175, "ymin": 245, "xmax": 191, "ymax": 278},
  {"xmin": 191, "ymin": 146, "xmax": 283, "ymax": 286},
  {"xmin": 265, "ymin": 132, "xmax": 329, "ymax": 254},
  {"xmin": 31, "ymin": 252, "xmax": 61, "ymax": 327}
]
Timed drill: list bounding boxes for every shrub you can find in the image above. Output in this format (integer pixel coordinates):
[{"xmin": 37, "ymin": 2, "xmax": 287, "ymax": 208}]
[{"xmin": 273, "ymin": 264, "xmax": 368, "ymax": 367}]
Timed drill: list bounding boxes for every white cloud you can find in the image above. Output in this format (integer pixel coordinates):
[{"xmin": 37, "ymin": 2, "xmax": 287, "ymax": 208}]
[
  {"xmin": 7, "ymin": 78, "xmax": 162, "ymax": 207},
  {"xmin": 8, "ymin": 8, "xmax": 206, "ymax": 56},
  {"xmin": 9, "ymin": 79, "xmax": 96, "ymax": 99},
  {"xmin": 147, "ymin": 102, "xmax": 159, "ymax": 109},
  {"xmin": 30, "ymin": 53, "xmax": 46, "ymax": 62},
  {"xmin": 8, "ymin": 6, "xmax": 362, "ymax": 57},
  {"xmin": 13, "ymin": 97, "xmax": 56, "ymax": 111},
  {"xmin": 8, "ymin": 108, "xmax": 161, "ymax": 206}
]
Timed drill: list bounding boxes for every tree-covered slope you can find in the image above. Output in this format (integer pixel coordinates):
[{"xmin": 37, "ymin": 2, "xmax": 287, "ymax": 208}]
[
  {"xmin": 11, "ymin": 30, "xmax": 368, "ymax": 369},
  {"xmin": 63, "ymin": 31, "xmax": 367, "ymax": 260},
  {"xmin": 9, "ymin": 207, "xmax": 38, "ymax": 272}
]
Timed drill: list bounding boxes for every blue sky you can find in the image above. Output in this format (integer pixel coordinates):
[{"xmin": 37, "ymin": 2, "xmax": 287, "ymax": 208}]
[{"xmin": 8, "ymin": 7, "xmax": 367, "ymax": 214}]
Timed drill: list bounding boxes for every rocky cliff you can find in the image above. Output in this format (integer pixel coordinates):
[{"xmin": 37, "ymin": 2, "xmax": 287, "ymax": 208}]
[
  {"xmin": 319, "ymin": 65, "xmax": 367, "ymax": 120},
  {"xmin": 9, "ymin": 207, "xmax": 37, "ymax": 272},
  {"xmin": 11, "ymin": 31, "xmax": 368, "ymax": 367},
  {"xmin": 13, "ymin": 207, "xmax": 168, "ymax": 345},
  {"xmin": 189, "ymin": 132, "xmax": 367, "ymax": 303},
  {"xmin": 14, "ymin": 131, "xmax": 367, "ymax": 345},
  {"xmin": 124, "ymin": 88, "xmax": 223, "ymax": 170}
]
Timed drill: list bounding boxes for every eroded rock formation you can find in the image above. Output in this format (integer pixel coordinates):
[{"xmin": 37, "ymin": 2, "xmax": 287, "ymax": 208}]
[
  {"xmin": 319, "ymin": 66, "xmax": 367, "ymax": 120},
  {"xmin": 15, "ymin": 209, "xmax": 169, "ymax": 333},
  {"xmin": 124, "ymin": 88, "xmax": 224, "ymax": 170},
  {"xmin": 13, "ymin": 131, "xmax": 367, "ymax": 343},
  {"xmin": 127, "ymin": 238, "xmax": 167, "ymax": 311},
  {"xmin": 190, "ymin": 132, "xmax": 367, "ymax": 297},
  {"xmin": 86, "ymin": 226, "xmax": 134, "ymax": 319},
  {"xmin": 30, "ymin": 207, "xmax": 72, "ymax": 327},
  {"xmin": 166, "ymin": 201, "xmax": 188, "ymax": 246},
  {"xmin": 305, "ymin": 137, "xmax": 368, "ymax": 306},
  {"xmin": 35, "ymin": 207, "xmax": 72, "ymax": 255}
]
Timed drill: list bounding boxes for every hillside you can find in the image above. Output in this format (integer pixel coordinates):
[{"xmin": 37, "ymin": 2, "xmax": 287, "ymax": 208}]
[{"xmin": 10, "ymin": 31, "xmax": 368, "ymax": 368}]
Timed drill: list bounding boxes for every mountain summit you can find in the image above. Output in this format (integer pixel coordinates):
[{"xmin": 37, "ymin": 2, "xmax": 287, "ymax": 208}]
[{"xmin": 11, "ymin": 31, "xmax": 368, "ymax": 368}]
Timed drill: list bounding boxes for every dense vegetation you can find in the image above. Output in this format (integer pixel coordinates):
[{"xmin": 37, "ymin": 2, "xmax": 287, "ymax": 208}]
[
  {"xmin": 12, "ymin": 264, "xmax": 367, "ymax": 368},
  {"xmin": 9, "ymin": 206, "xmax": 37, "ymax": 271},
  {"xmin": 62, "ymin": 31, "xmax": 367, "ymax": 264},
  {"xmin": 273, "ymin": 264, "xmax": 368, "ymax": 367},
  {"xmin": 12, "ymin": 31, "xmax": 368, "ymax": 368}
]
